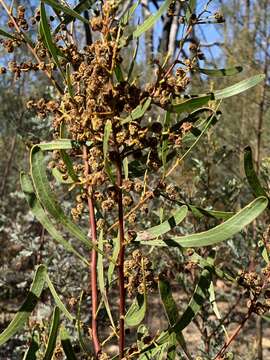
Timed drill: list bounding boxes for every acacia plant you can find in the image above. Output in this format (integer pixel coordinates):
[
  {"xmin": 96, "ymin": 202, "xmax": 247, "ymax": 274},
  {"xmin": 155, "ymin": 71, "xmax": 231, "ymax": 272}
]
[{"xmin": 0, "ymin": 0, "xmax": 269, "ymax": 359}]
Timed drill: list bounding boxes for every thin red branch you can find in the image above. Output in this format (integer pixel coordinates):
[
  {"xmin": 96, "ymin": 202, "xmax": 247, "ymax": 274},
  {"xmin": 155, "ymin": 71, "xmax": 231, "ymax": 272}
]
[
  {"xmin": 83, "ymin": 145, "xmax": 100, "ymax": 357},
  {"xmin": 116, "ymin": 157, "xmax": 126, "ymax": 359},
  {"xmin": 214, "ymin": 308, "xmax": 252, "ymax": 360}
]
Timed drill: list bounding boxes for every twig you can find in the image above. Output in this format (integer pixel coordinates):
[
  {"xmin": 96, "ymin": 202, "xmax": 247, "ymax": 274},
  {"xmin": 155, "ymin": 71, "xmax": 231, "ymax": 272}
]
[
  {"xmin": 214, "ymin": 308, "xmax": 252, "ymax": 360},
  {"xmin": 83, "ymin": 145, "xmax": 100, "ymax": 357},
  {"xmin": 0, "ymin": 0, "xmax": 63, "ymax": 94},
  {"xmin": 115, "ymin": 155, "xmax": 126, "ymax": 359}
]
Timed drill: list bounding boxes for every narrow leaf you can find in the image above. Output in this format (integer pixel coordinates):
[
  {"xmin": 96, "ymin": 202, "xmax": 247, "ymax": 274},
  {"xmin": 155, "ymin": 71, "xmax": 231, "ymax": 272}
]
[
  {"xmin": 44, "ymin": 307, "xmax": 61, "ymax": 360},
  {"xmin": 108, "ymin": 237, "xmax": 120, "ymax": 285},
  {"xmin": 0, "ymin": 28, "xmax": 19, "ymax": 40},
  {"xmin": 139, "ymin": 197, "xmax": 268, "ymax": 247},
  {"xmin": 169, "ymin": 95, "xmax": 212, "ymax": 114},
  {"xmin": 127, "ymin": 38, "xmax": 139, "ymax": 81},
  {"xmin": 133, "ymin": 0, "xmax": 171, "ymax": 38},
  {"xmin": 20, "ymin": 172, "xmax": 88, "ymax": 266},
  {"xmin": 0, "ymin": 265, "xmax": 47, "ymax": 345},
  {"xmin": 197, "ymin": 66, "xmax": 243, "ymax": 77},
  {"xmin": 189, "ymin": 252, "xmax": 235, "ymax": 283},
  {"xmin": 59, "ymin": 148, "xmax": 79, "ymax": 182},
  {"xmin": 38, "ymin": 139, "xmax": 76, "ymax": 151},
  {"xmin": 136, "ymin": 206, "xmax": 188, "ymax": 241},
  {"xmin": 60, "ymin": 326, "xmax": 77, "ymax": 360},
  {"xmin": 103, "ymin": 120, "xmax": 112, "ymax": 159},
  {"xmin": 45, "ymin": 274, "xmax": 74, "ymax": 321},
  {"xmin": 114, "ymin": 64, "xmax": 124, "ymax": 82},
  {"xmin": 44, "ymin": 0, "xmax": 89, "ymax": 24},
  {"xmin": 56, "ymin": 0, "xmax": 94, "ymax": 30},
  {"xmin": 0, "ymin": 265, "xmax": 74, "ymax": 346},
  {"xmin": 188, "ymin": 205, "xmax": 234, "ymax": 220},
  {"xmin": 125, "ymin": 294, "xmax": 147, "ymax": 327},
  {"xmin": 159, "ymin": 279, "xmax": 178, "ymax": 326},
  {"xmin": 244, "ymin": 146, "xmax": 269, "ymax": 199},
  {"xmin": 22, "ymin": 333, "xmax": 39, "ymax": 360},
  {"xmin": 214, "ymin": 74, "xmax": 265, "ymax": 100},
  {"xmin": 123, "ymin": 157, "xmax": 129, "ymax": 180},
  {"xmin": 97, "ymin": 230, "xmax": 115, "ymax": 328},
  {"xmin": 121, "ymin": 97, "xmax": 151, "ymax": 125},
  {"xmin": 40, "ymin": 3, "xmax": 63, "ymax": 73},
  {"xmin": 209, "ymin": 282, "xmax": 228, "ymax": 338},
  {"xmin": 171, "ymin": 74, "xmax": 265, "ymax": 109},
  {"xmin": 258, "ymin": 240, "xmax": 270, "ymax": 264},
  {"xmin": 120, "ymin": 0, "xmax": 140, "ymax": 26},
  {"xmin": 173, "ymin": 268, "xmax": 212, "ymax": 332},
  {"xmin": 30, "ymin": 146, "xmax": 91, "ymax": 250}
]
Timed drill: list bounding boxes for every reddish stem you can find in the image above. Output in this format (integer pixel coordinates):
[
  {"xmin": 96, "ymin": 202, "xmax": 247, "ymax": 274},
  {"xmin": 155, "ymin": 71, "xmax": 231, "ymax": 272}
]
[
  {"xmin": 116, "ymin": 158, "xmax": 126, "ymax": 359},
  {"xmin": 83, "ymin": 145, "xmax": 100, "ymax": 357},
  {"xmin": 214, "ymin": 308, "xmax": 252, "ymax": 359}
]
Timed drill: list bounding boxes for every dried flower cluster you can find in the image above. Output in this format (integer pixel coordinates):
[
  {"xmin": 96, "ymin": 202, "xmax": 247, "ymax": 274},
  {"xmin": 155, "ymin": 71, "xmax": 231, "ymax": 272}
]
[
  {"xmin": 124, "ymin": 249, "xmax": 156, "ymax": 296},
  {"xmin": 237, "ymin": 264, "xmax": 270, "ymax": 315},
  {"xmin": 0, "ymin": 2, "xmax": 204, "ymax": 228},
  {"xmin": 0, "ymin": 1, "xmax": 200, "ymax": 227}
]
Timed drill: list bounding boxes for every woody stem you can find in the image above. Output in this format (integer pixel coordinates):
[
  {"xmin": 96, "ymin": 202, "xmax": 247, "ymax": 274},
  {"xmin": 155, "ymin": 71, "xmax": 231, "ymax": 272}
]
[
  {"xmin": 116, "ymin": 156, "xmax": 126, "ymax": 359},
  {"xmin": 83, "ymin": 145, "xmax": 100, "ymax": 357}
]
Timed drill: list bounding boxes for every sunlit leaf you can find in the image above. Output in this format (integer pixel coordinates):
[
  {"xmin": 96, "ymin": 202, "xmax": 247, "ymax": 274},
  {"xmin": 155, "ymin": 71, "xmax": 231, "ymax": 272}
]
[
  {"xmin": 97, "ymin": 229, "xmax": 115, "ymax": 328},
  {"xmin": 258, "ymin": 240, "xmax": 270, "ymax": 264},
  {"xmin": 139, "ymin": 197, "xmax": 268, "ymax": 247},
  {"xmin": 169, "ymin": 95, "xmax": 212, "ymax": 114},
  {"xmin": 44, "ymin": 0, "xmax": 89, "ymax": 24},
  {"xmin": 40, "ymin": 3, "xmax": 63, "ymax": 74},
  {"xmin": 214, "ymin": 74, "xmax": 265, "ymax": 100},
  {"xmin": 209, "ymin": 282, "xmax": 228, "ymax": 338},
  {"xmin": 30, "ymin": 146, "xmax": 92, "ymax": 250},
  {"xmin": 198, "ymin": 66, "xmax": 243, "ymax": 77},
  {"xmin": 136, "ymin": 206, "xmax": 188, "ymax": 241},
  {"xmin": 38, "ymin": 139, "xmax": 77, "ymax": 151},
  {"xmin": 20, "ymin": 172, "xmax": 88, "ymax": 266},
  {"xmin": 120, "ymin": 0, "xmax": 140, "ymax": 27},
  {"xmin": 171, "ymin": 74, "xmax": 265, "ymax": 111},
  {"xmin": 121, "ymin": 97, "xmax": 152, "ymax": 125},
  {"xmin": 125, "ymin": 292, "xmax": 147, "ymax": 328},
  {"xmin": 133, "ymin": 0, "xmax": 171, "ymax": 38},
  {"xmin": 55, "ymin": 0, "xmax": 94, "ymax": 31}
]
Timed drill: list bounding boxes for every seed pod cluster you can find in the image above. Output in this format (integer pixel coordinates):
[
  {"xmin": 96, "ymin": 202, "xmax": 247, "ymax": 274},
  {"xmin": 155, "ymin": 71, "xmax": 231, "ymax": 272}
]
[
  {"xmin": 237, "ymin": 264, "xmax": 270, "ymax": 315},
  {"xmin": 0, "ymin": 1, "xmax": 206, "ymax": 234},
  {"xmin": 124, "ymin": 250, "xmax": 156, "ymax": 297}
]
